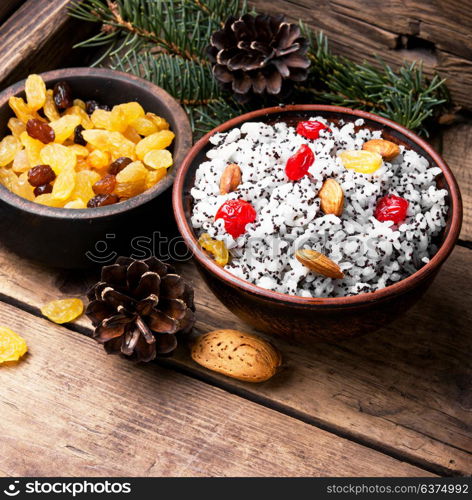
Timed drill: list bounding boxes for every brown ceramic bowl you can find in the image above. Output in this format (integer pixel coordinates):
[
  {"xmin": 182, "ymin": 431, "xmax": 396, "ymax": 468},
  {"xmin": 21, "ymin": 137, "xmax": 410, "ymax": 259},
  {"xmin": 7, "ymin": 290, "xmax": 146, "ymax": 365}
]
[
  {"xmin": 173, "ymin": 105, "xmax": 462, "ymax": 341},
  {"xmin": 0, "ymin": 68, "xmax": 192, "ymax": 269}
]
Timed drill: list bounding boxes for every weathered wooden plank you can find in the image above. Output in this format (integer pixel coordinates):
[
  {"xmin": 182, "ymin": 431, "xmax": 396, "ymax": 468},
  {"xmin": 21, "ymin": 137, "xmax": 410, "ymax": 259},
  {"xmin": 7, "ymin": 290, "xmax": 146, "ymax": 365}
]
[
  {"xmin": 1, "ymin": 0, "xmax": 469, "ymax": 110},
  {"xmin": 441, "ymin": 123, "xmax": 472, "ymax": 242},
  {"xmin": 0, "ymin": 243, "xmax": 470, "ymax": 475},
  {"xmin": 0, "ymin": 302, "xmax": 431, "ymax": 477},
  {"xmin": 0, "ymin": 0, "xmax": 94, "ymax": 89},
  {"xmin": 0, "ymin": 0, "xmax": 24, "ymax": 25},
  {"xmin": 178, "ymin": 248, "xmax": 472, "ymax": 476},
  {"xmin": 250, "ymin": 0, "xmax": 472, "ymax": 110}
]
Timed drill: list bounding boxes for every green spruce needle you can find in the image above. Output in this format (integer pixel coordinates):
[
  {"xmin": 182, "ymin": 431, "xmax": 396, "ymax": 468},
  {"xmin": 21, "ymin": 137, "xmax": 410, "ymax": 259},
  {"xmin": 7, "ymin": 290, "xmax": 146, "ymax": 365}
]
[{"xmin": 69, "ymin": 0, "xmax": 450, "ymax": 138}]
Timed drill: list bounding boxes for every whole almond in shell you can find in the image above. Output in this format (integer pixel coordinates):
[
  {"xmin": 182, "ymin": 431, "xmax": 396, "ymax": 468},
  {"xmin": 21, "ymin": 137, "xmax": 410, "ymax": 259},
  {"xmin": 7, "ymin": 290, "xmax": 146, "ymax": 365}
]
[
  {"xmin": 362, "ymin": 139, "xmax": 400, "ymax": 161},
  {"xmin": 295, "ymin": 249, "xmax": 344, "ymax": 279},
  {"xmin": 319, "ymin": 178, "xmax": 344, "ymax": 216},
  {"xmin": 191, "ymin": 329, "xmax": 282, "ymax": 382},
  {"xmin": 220, "ymin": 163, "xmax": 242, "ymax": 194}
]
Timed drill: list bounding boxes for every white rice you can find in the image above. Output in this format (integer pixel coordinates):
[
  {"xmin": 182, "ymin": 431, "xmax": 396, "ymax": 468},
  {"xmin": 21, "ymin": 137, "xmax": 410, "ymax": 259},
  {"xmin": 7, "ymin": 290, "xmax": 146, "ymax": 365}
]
[{"xmin": 190, "ymin": 118, "xmax": 448, "ymax": 297}]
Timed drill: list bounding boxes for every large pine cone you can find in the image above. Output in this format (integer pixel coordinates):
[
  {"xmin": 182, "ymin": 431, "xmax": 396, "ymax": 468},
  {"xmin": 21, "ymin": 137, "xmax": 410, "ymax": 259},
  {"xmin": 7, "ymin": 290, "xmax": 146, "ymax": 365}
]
[
  {"xmin": 86, "ymin": 257, "xmax": 195, "ymax": 362},
  {"xmin": 208, "ymin": 13, "xmax": 310, "ymax": 100}
]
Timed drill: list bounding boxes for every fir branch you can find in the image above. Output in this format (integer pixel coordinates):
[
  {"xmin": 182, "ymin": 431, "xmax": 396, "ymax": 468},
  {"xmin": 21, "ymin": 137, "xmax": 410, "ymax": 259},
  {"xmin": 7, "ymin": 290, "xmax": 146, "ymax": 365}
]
[
  {"xmin": 69, "ymin": 2, "xmax": 451, "ymax": 137},
  {"xmin": 192, "ymin": 98, "xmax": 249, "ymax": 137},
  {"xmin": 70, "ymin": 0, "xmax": 246, "ymax": 64},
  {"xmin": 301, "ymin": 32, "xmax": 449, "ymax": 135},
  {"xmin": 111, "ymin": 51, "xmax": 220, "ymax": 104}
]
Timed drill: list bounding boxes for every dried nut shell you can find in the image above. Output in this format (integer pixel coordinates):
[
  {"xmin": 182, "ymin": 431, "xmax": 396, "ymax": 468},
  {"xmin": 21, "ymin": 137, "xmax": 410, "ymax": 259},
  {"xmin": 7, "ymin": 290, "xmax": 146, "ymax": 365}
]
[
  {"xmin": 319, "ymin": 178, "xmax": 344, "ymax": 216},
  {"xmin": 295, "ymin": 249, "xmax": 344, "ymax": 279},
  {"xmin": 362, "ymin": 139, "xmax": 400, "ymax": 161},
  {"xmin": 220, "ymin": 163, "xmax": 242, "ymax": 194},
  {"xmin": 191, "ymin": 329, "xmax": 282, "ymax": 383}
]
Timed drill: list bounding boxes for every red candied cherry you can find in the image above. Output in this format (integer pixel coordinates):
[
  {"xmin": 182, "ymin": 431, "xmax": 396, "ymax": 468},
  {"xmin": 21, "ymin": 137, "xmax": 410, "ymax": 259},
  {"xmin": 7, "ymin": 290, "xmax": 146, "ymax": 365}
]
[
  {"xmin": 215, "ymin": 199, "xmax": 257, "ymax": 238},
  {"xmin": 285, "ymin": 144, "xmax": 315, "ymax": 181},
  {"xmin": 296, "ymin": 120, "xmax": 331, "ymax": 140},
  {"xmin": 374, "ymin": 194, "xmax": 409, "ymax": 224}
]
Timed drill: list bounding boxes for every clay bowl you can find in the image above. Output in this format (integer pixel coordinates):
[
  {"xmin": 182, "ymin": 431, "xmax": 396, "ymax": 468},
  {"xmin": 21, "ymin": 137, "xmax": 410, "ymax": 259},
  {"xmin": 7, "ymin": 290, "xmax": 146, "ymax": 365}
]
[
  {"xmin": 173, "ymin": 105, "xmax": 462, "ymax": 341},
  {"xmin": 0, "ymin": 68, "xmax": 192, "ymax": 269}
]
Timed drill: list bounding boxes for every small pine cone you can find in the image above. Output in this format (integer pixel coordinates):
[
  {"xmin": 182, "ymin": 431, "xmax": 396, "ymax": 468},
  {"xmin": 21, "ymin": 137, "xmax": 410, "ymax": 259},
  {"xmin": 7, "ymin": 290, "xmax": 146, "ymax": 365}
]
[
  {"xmin": 86, "ymin": 257, "xmax": 195, "ymax": 362},
  {"xmin": 207, "ymin": 13, "xmax": 310, "ymax": 100}
]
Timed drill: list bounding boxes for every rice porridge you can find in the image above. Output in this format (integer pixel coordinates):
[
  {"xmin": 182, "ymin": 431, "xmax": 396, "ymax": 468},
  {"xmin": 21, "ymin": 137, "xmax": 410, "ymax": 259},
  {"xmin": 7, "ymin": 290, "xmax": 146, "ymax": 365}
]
[{"xmin": 190, "ymin": 117, "xmax": 448, "ymax": 297}]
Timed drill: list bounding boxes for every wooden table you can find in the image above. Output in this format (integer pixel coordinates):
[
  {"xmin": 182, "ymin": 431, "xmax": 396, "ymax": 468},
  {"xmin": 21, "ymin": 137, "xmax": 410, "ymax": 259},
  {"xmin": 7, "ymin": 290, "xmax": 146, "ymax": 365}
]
[{"xmin": 0, "ymin": 0, "xmax": 471, "ymax": 478}]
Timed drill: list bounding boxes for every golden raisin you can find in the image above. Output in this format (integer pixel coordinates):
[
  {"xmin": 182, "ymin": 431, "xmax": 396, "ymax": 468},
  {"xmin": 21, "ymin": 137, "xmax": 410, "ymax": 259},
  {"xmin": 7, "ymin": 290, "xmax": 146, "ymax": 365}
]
[
  {"xmin": 8, "ymin": 118, "xmax": 26, "ymax": 138},
  {"xmin": 198, "ymin": 233, "xmax": 229, "ymax": 267},
  {"xmin": 52, "ymin": 164, "xmax": 76, "ymax": 200},
  {"xmin": 49, "ymin": 115, "xmax": 81, "ymax": 143},
  {"xmin": 136, "ymin": 130, "xmax": 174, "ymax": 160},
  {"xmin": 131, "ymin": 116, "xmax": 157, "ymax": 136},
  {"xmin": 9, "ymin": 96, "xmax": 36, "ymax": 123},
  {"xmin": 44, "ymin": 90, "xmax": 61, "ymax": 121},
  {"xmin": 65, "ymin": 106, "xmax": 94, "ymax": 129},
  {"xmin": 143, "ymin": 149, "xmax": 173, "ymax": 169},
  {"xmin": 340, "ymin": 150, "xmax": 383, "ymax": 174},
  {"xmin": 72, "ymin": 170, "xmax": 99, "ymax": 203},
  {"xmin": 146, "ymin": 113, "xmax": 170, "ymax": 131},
  {"xmin": 0, "ymin": 168, "xmax": 18, "ymax": 191},
  {"xmin": 145, "ymin": 168, "xmax": 166, "ymax": 190},
  {"xmin": 64, "ymin": 199, "xmax": 87, "ymax": 209},
  {"xmin": 41, "ymin": 298, "xmax": 84, "ymax": 324},
  {"xmin": 90, "ymin": 109, "xmax": 112, "ymax": 129},
  {"xmin": 12, "ymin": 149, "xmax": 30, "ymax": 173},
  {"xmin": 73, "ymin": 98, "xmax": 86, "ymax": 110},
  {"xmin": 25, "ymin": 74, "xmax": 46, "ymax": 111},
  {"xmin": 110, "ymin": 102, "xmax": 145, "ymax": 133},
  {"xmin": 114, "ymin": 160, "xmax": 147, "ymax": 197},
  {"xmin": 40, "ymin": 143, "xmax": 76, "ymax": 174},
  {"xmin": 87, "ymin": 149, "xmax": 110, "ymax": 171},
  {"xmin": 14, "ymin": 172, "xmax": 35, "ymax": 201},
  {"xmin": 34, "ymin": 193, "xmax": 65, "ymax": 207},
  {"xmin": 0, "ymin": 326, "xmax": 28, "ymax": 363},
  {"xmin": 69, "ymin": 144, "xmax": 88, "ymax": 157},
  {"xmin": 122, "ymin": 126, "xmax": 142, "ymax": 144},
  {"xmin": 82, "ymin": 129, "xmax": 135, "ymax": 159},
  {"xmin": 0, "ymin": 135, "xmax": 21, "ymax": 167},
  {"xmin": 20, "ymin": 132, "xmax": 44, "ymax": 166}
]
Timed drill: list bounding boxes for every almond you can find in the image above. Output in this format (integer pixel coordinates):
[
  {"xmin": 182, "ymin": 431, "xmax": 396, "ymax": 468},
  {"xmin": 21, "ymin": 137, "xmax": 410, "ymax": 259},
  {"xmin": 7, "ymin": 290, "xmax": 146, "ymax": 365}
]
[
  {"xmin": 319, "ymin": 178, "xmax": 344, "ymax": 216},
  {"xmin": 362, "ymin": 139, "xmax": 400, "ymax": 161},
  {"xmin": 191, "ymin": 329, "xmax": 282, "ymax": 383},
  {"xmin": 220, "ymin": 163, "xmax": 242, "ymax": 194},
  {"xmin": 295, "ymin": 249, "xmax": 344, "ymax": 279}
]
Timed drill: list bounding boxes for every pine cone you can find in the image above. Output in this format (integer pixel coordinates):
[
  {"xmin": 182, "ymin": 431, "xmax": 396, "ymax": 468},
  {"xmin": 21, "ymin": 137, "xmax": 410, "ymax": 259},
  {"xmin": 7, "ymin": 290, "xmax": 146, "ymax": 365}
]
[
  {"xmin": 208, "ymin": 13, "xmax": 310, "ymax": 100},
  {"xmin": 86, "ymin": 257, "xmax": 195, "ymax": 362}
]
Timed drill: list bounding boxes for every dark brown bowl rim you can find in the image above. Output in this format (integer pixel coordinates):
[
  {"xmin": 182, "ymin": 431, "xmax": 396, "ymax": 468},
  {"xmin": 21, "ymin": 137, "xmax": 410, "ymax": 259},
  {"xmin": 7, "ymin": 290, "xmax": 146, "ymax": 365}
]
[
  {"xmin": 0, "ymin": 67, "xmax": 192, "ymax": 220},
  {"xmin": 173, "ymin": 104, "xmax": 463, "ymax": 307}
]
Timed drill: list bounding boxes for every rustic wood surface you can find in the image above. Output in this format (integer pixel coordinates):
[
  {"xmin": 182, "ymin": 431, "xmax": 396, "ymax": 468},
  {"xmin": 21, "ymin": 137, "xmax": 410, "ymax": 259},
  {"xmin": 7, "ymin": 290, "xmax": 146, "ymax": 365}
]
[
  {"xmin": 0, "ymin": 0, "xmax": 94, "ymax": 89},
  {"xmin": 0, "ymin": 242, "xmax": 470, "ymax": 476},
  {"xmin": 0, "ymin": 0, "xmax": 24, "ymax": 25},
  {"xmin": 0, "ymin": 0, "xmax": 471, "ymax": 479},
  {"xmin": 0, "ymin": 301, "xmax": 434, "ymax": 477},
  {"xmin": 441, "ymin": 124, "xmax": 472, "ymax": 241},
  {"xmin": 251, "ymin": 0, "xmax": 472, "ymax": 111}
]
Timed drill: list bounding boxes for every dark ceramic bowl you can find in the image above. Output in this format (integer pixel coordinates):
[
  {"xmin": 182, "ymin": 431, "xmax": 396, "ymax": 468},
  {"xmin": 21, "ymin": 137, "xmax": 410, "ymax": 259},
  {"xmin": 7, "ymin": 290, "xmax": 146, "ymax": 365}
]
[
  {"xmin": 0, "ymin": 68, "xmax": 192, "ymax": 269},
  {"xmin": 173, "ymin": 105, "xmax": 462, "ymax": 341}
]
